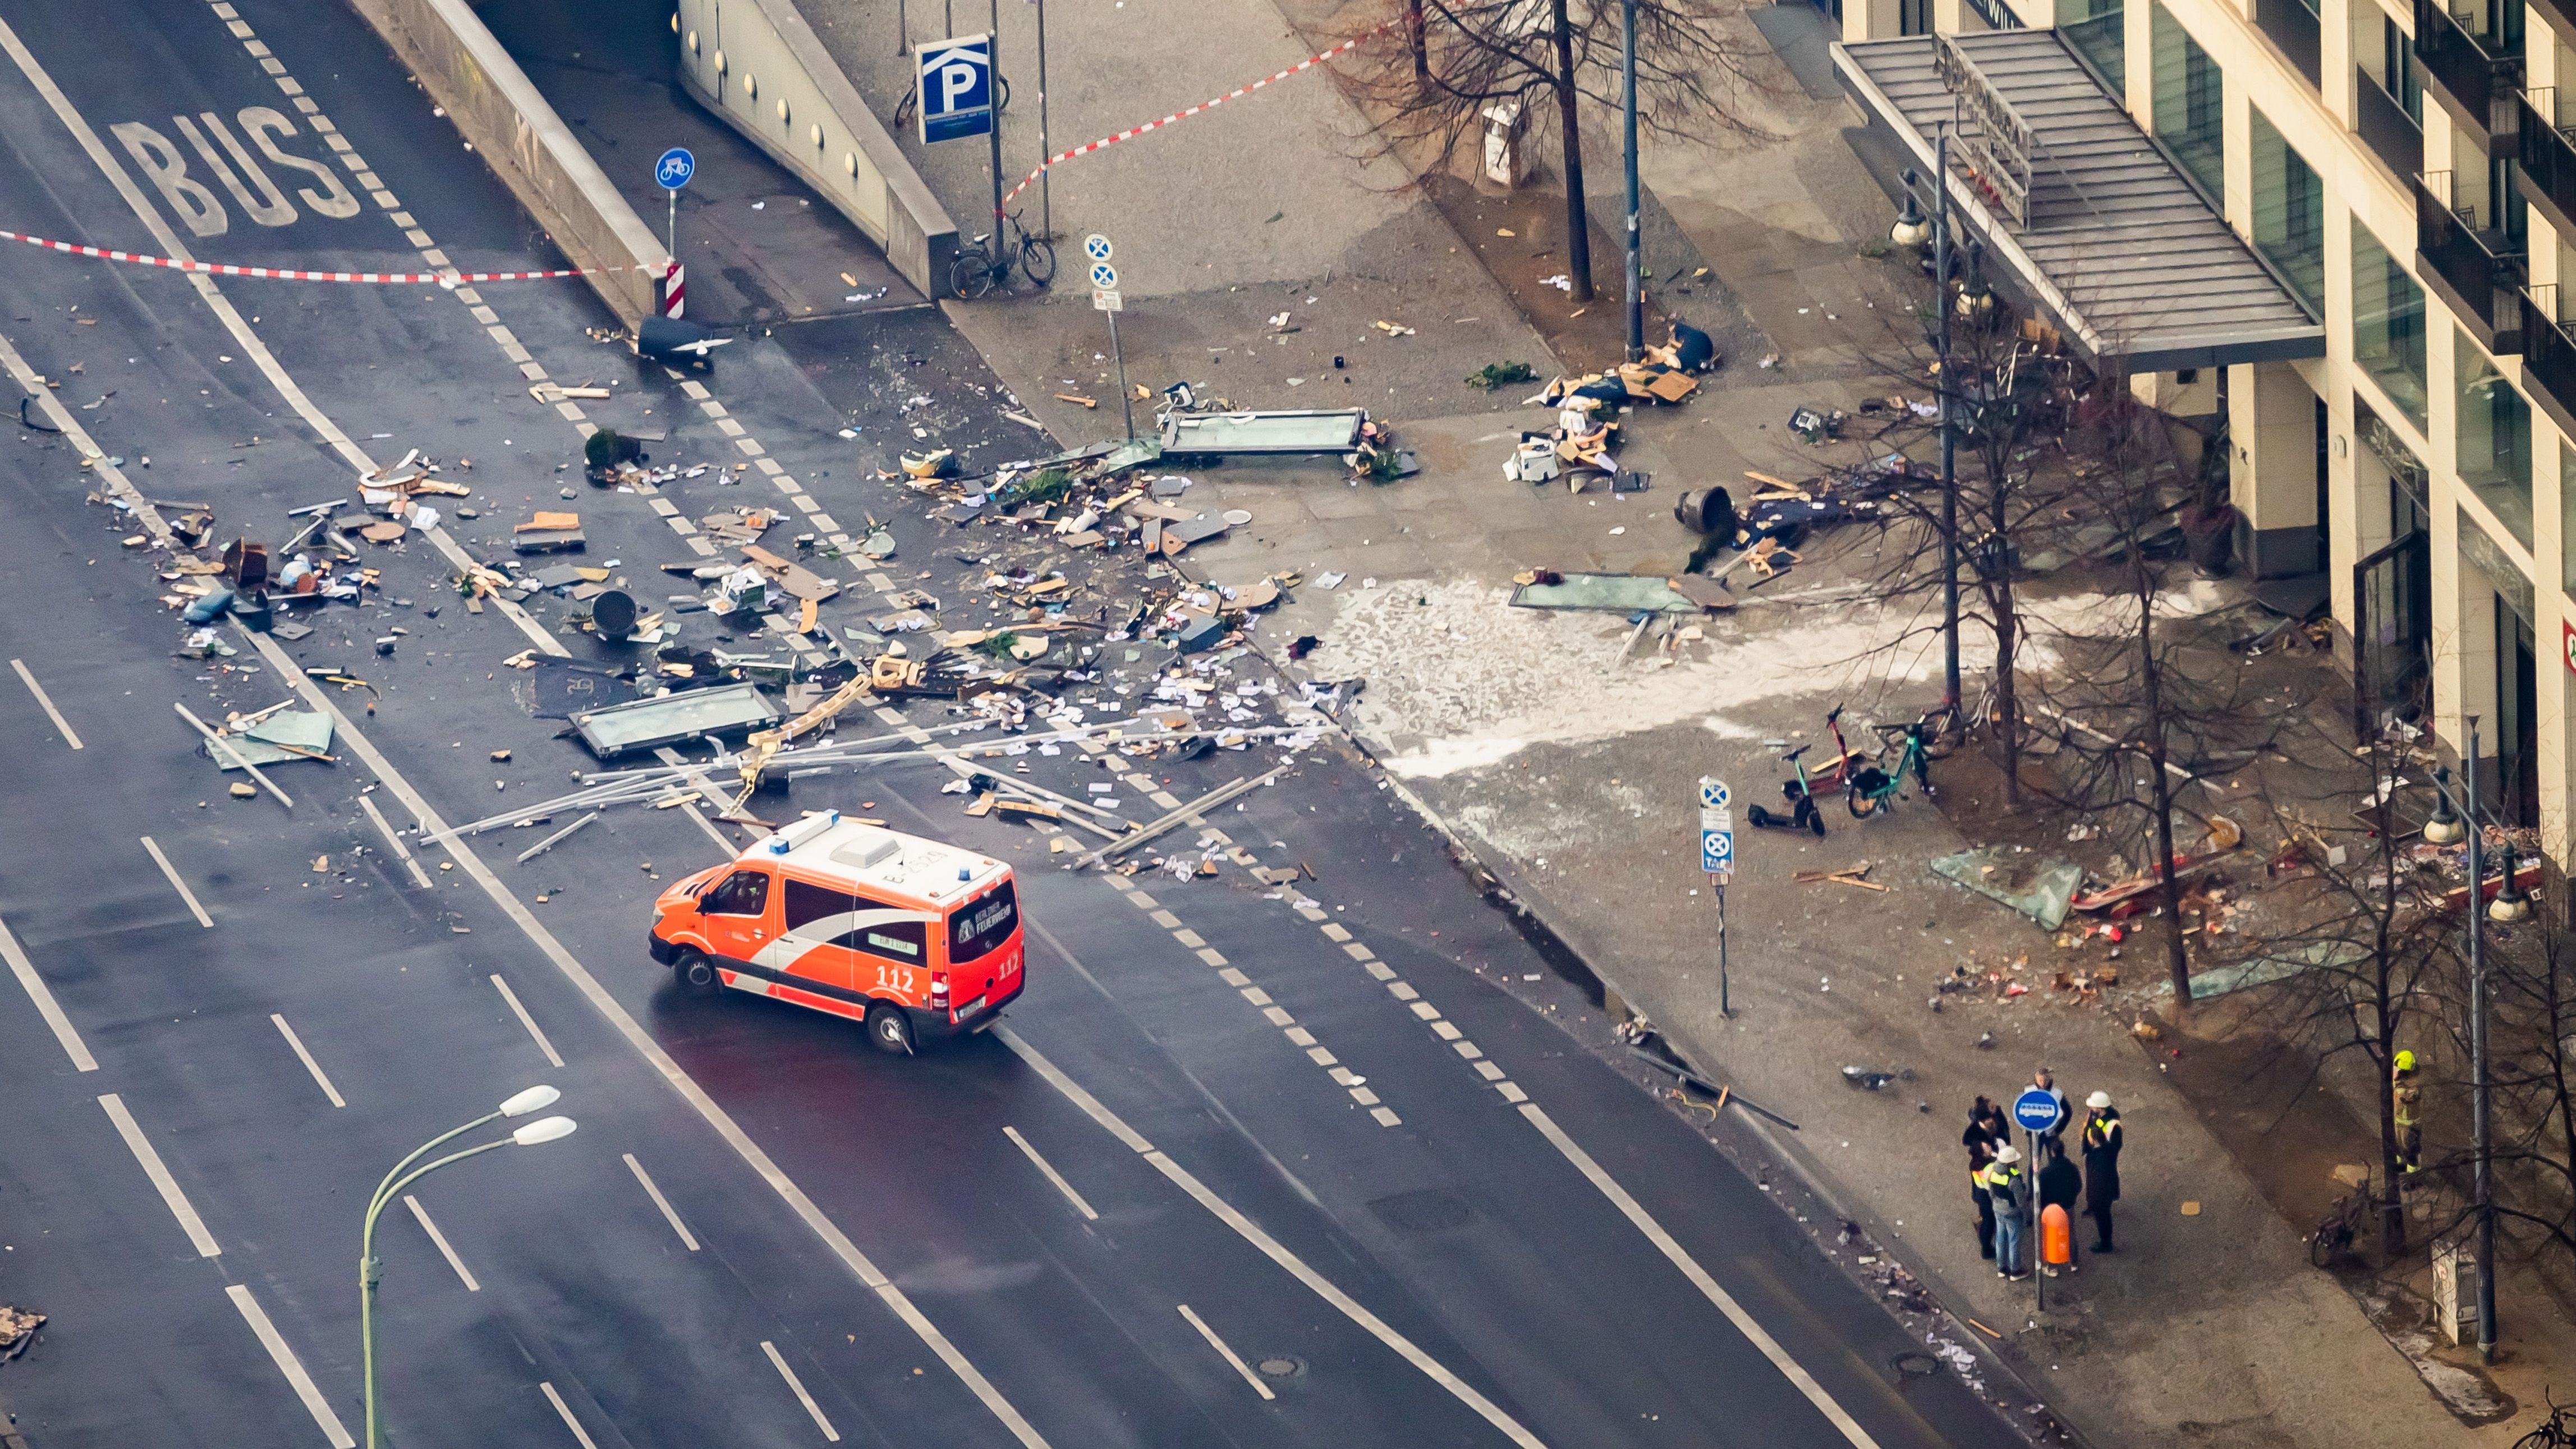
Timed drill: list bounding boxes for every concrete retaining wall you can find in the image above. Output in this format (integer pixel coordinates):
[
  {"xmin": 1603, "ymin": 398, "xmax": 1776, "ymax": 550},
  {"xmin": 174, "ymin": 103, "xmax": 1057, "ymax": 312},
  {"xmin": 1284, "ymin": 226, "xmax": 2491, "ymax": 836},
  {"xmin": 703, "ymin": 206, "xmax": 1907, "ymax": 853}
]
[
  {"xmin": 673, "ymin": 0, "xmax": 954, "ymax": 297},
  {"xmin": 345, "ymin": 0, "xmax": 668, "ymax": 324}
]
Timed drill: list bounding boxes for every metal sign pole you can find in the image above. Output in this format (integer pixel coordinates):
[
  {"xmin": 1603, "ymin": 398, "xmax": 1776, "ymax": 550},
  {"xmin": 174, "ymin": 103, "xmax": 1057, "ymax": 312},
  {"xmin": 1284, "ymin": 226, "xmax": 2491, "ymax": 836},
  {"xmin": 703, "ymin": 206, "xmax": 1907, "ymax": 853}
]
[
  {"xmin": 987, "ymin": 1, "xmax": 1004, "ymax": 250},
  {"xmin": 2031, "ymin": 1126, "xmax": 2044, "ymax": 1310},
  {"xmin": 1109, "ymin": 308, "xmax": 1134, "ymax": 441},
  {"xmin": 1716, "ymin": 882, "xmax": 1730, "ymax": 1017},
  {"xmin": 665, "ymin": 187, "xmax": 676, "ymax": 261},
  {"xmin": 1036, "ymin": 0, "xmax": 1051, "ymax": 240}
]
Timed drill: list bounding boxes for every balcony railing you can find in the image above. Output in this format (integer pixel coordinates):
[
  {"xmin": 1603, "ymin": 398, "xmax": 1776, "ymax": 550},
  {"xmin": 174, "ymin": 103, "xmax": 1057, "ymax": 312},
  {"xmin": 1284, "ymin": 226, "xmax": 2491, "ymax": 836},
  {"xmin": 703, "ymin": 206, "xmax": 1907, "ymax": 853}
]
[
  {"xmin": 2359, "ymin": 70, "xmax": 2425, "ymax": 178},
  {"xmin": 2417, "ymin": 0, "xmax": 2526, "ymax": 140},
  {"xmin": 2520, "ymin": 284, "xmax": 2576, "ymax": 436},
  {"xmin": 2517, "ymin": 88, "xmax": 2576, "ymax": 234},
  {"xmin": 2256, "ymin": 0, "xmax": 2322, "ymax": 85},
  {"xmin": 2417, "ymin": 170, "xmax": 2526, "ymax": 352}
]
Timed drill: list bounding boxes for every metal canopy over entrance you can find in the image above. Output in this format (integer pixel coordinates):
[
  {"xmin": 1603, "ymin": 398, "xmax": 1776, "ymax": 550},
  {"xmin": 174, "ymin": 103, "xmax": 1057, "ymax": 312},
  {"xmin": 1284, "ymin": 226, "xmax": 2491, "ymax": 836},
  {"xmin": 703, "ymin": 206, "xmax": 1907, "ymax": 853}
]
[{"xmin": 1835, "ymin": 30, "xmax": 2326, "ymax": 372}]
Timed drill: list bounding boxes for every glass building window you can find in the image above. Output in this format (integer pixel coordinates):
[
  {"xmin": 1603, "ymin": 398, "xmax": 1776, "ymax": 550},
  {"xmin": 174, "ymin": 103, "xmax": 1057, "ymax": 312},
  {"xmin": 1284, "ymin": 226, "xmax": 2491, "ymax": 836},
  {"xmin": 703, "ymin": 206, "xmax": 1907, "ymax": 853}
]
[
  {"xmin": 2065, "ymin": 0, "xmax": 2126, "ymax": 97},
  {"xmin": 2564, "ymin": 443, "xmax": 2576, "ymax": 596},
  {"xmin": 2377, "ymin": 14, "xmax": 2422, "ymax": 123},
  {"xmin": 2352, "ymin": 221, "xmax": 2428, "ymax": 429},
  {"xmin": 2250, "ymin": 108, "xmax": 2323, "ymax": 314},
  {"xmin": 2155, "ymin": 3, "xmax": 2224, "ymax": 201},
  {"xmin": 2456, "ymin": 328, "xmax": 2533, "ymax": 546}
]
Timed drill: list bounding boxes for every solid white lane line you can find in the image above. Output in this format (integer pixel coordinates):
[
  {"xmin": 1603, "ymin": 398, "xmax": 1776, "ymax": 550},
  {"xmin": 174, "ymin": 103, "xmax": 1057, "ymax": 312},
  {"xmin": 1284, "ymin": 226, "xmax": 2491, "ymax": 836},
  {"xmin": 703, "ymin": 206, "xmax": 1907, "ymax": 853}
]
[
  {"xmin": 539, "ymin": 1383, "xmax": 601, "ymax": 1449},
  {"xmin": 10, "ymin": 658, "xmax": 80, "ymax": 748},
  {"xmin": 623, "ymin": 1153, "xmax": 700, "ymax": 1251},
  {"xmin": 235, "ymin": 629, "xmax": 1053, "ymax": 1449},
  {"xmin": 271, "ymin": 1014, "xmax": 346, "ymax": 1107},
  {"xmin": 1003, "ymin": 1126, "xmax": 1099, "ymax": 1221},
  {"xmin": 994, "ymin": 1023, "xmax": 1547, "ymax": 1449},
  {"xmin": 0, "ymin": 914, "xmax": 98, "ymax": 1072},
  {"xmin": 490, "ymin": 974, "xmax": 565, "ymax": 1067},
  {"xmin": 760, "ymin": 1341, "xmax": 842, "ymax": 1442},
  {"xmin": 226, "ymin": 1285, "xmax": 356, "ymax": 1448},
  {"xmin": 98, "ymin": 1094, "xmax": 221, "ymax": 1258},
  {"xmin": 0, "ymin": 15, "xmax": 563, "ymax": 658},
  {"xmin": 140, "ymin": 836, "xmax": 214, "ymax": 928},
  {"xmin": 403, "ymin": 1195, "xmax": 481, "ymax": 1291},
  {"xmin": 1177, "ymin": 1304, "xmax": 1275, "ymax": 1402},
  {"xmin": 1517, "ymin": 1103, "xmax": 1882, "ymax": 1449},
  {"xmin": 357, "ymin": 792, "xmax": 434, "ymax": 889}
]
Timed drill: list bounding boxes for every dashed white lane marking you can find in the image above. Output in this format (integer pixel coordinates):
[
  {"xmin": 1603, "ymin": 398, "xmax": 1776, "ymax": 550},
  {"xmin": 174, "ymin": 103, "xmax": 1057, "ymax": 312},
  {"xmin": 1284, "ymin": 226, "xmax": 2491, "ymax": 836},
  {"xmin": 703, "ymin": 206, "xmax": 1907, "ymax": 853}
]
[
  {"xmin": 0, "ymin": 12, "xmax": 563, "ymax": 659},
  {"xmin": 1518, "ymin": 1103, "xmax": 1884, "ymax": 1449},
  {"xmin": 99, "ymin": 1093, "xmax": 222, "ymax": 1258},
  {"xmin": 1176, "ymin": 1304, "xmax": 1275, "ymax": 1401},
  {"xmin": 490, "ymin": 973, "xmax": 566, "ymax": 1067},
  {"xmin": 226, "ymin": 1284, "xmax": 357, "ymax": 1448},
  {"xmin": 403, "ymin": 1194, "xmax": 481, "ymax": 1291},
  {"xmin": 0, "ymin": 914, "xmax": 99, "ymax": 1072},
  {"xmin": 539, "ymin": 1382, "xmax": 602, "ymax": 1449},
  {"xmin": 761, "ymin": 1340, "xmax": 842, "ymax": 1442},
  {"xmin": 235, "ymin": 629, "xmax": 1054, "ymax": 1449},
  {"xmin": 624, "ymin": 1152, "xmax": 701, "ymax": 1251},
  {"xmin": 140, "ymin": 836, "xmax": 215, "ymax": 928},
  {"xmin": 271, "ymin": 1014, "xmax": 346, "ymax": 1107},
  {"xmin": 357, "ymin": 792, "xmax": 436, "ymax": 889},
  {"xmin": 10, "ymin": 658, "xmax": 80, "ymax": 748},
  {"xmin": 1003, "ymin": 1125, "xmax": 1099, "ymax": 1221},
  {"xmin": 994, "ymin": 1020, "xmax": 1546, "ymax": 1449}
]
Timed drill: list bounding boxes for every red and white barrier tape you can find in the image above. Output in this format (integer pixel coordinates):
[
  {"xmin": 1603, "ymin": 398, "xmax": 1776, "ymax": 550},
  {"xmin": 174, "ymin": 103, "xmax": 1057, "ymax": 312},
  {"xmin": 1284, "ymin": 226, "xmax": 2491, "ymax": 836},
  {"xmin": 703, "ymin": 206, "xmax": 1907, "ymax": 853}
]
[
  {"xmin": 1002, "ymin": 21, "xmax": 1398, "ymax": 205},
  {"xmin": 0, "ymin": 228, "xmax": 630, "ymax": 285}
]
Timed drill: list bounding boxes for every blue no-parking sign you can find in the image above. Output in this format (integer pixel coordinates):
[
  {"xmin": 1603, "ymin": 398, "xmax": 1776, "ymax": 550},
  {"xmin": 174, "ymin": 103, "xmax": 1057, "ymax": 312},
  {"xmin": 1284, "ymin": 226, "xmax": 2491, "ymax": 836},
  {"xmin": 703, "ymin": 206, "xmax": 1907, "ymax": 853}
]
[
  {"xmin": 1698, "ymin": 776, "xmax": 1733, "ymax": 878},
  {"xmin": 2012, "ymin": 1087, "xmax": 2064, "ymax": 1136},
  {"xmin": 917, "ymin": 34, "xmax": 995, "ymax": 144},
  {"xmin": 654, "ymin": 147, "xmax": 695, "ymax": 190}
]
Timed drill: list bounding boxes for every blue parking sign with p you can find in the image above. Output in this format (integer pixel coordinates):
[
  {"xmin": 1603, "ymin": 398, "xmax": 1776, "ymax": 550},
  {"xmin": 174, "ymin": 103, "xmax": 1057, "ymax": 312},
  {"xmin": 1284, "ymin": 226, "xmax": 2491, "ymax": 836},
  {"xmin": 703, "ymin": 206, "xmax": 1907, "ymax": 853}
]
[{"xmin": 917, "ymin": 35, "xmax": 995, "ymax": 144}]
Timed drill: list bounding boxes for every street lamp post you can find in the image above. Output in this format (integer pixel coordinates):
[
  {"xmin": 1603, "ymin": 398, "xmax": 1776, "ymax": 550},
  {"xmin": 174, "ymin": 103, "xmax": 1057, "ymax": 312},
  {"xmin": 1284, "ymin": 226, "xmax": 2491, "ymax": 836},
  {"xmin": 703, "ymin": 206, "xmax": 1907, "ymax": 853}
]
[
  {"xmin": 2424, "ymin": 733, "xmax": 2499, "ymax": 1362},
  {"xmin": 361, "ymin": 1086, "xmax": 576, "ymax": 1448},
  {"xmin": 1890, "ymin": 129, "xmax": 1962, "ymax": 719},
  {"xmin": 1622, "ymin": 0, "xmax": 1643, "ymax": 362}
]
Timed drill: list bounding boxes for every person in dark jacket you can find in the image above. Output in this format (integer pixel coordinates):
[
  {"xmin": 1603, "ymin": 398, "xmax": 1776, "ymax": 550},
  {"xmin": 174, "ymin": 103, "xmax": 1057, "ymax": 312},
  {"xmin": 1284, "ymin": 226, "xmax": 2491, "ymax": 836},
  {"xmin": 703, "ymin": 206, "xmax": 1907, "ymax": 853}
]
[
  {"xmin": 2081, "ymin": 1091, "xmax": 2123, "ymax": 1251},
  {"xmin": 1963, "ymin": 1097, "xmax": 2001, "ymax": 1259},
  {"xmin": 2036, "ymin": 1140, "xmax": 2083, "ymax": 1274}
]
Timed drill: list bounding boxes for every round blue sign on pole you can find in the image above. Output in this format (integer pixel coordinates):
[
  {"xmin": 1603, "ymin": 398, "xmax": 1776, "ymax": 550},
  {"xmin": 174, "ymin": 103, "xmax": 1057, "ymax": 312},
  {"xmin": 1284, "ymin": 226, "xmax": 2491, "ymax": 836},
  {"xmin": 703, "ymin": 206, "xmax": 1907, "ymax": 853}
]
[
  {"xmin": 654, "ymin": 147, "xmax": 696, "ymax": 190},
  {"xmin": 2011, "ymin": 1086, "xmax": 2064, "ymax": 1135}
]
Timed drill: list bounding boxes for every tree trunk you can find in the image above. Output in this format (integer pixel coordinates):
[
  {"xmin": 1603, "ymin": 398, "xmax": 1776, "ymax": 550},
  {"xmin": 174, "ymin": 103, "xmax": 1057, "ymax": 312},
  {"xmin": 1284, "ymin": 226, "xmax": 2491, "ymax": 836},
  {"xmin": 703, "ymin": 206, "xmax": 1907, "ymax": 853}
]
[
  {"xmin": 2137, "ymin": 579, "xmax": 2189, "ymax": 1006},
  {"xmin": 2375, "ymin": 892, "xmax": 2407, "ymax": 1258},
  {"xmin": 1549, "ymin": 0, "xmax": 1594, "ymax": 304},
  {"xmin": 1408, "ymin": 0, "xmax": 1427, "ymax": 80}
]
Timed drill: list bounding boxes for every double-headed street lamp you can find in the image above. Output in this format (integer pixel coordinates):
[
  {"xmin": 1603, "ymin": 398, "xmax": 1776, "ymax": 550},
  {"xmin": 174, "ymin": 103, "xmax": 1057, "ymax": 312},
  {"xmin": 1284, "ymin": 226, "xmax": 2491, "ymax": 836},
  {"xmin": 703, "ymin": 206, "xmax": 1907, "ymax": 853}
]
[
  {"xmin": 2422, "ymin": 726, "xmax": 2503, "ymax": 1363},
  {"xmin": 362, "ymin": 1085, "xmax": 577, "ymax": 1448}
]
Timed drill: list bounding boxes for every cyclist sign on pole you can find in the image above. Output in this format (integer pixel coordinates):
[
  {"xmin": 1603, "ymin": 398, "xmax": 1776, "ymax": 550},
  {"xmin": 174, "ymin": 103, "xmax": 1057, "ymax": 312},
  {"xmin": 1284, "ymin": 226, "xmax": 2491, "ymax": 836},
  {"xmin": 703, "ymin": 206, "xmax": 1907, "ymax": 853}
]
[{"xmin": 915, "ymin": 35, "xmax": 995, "ymax": 144}]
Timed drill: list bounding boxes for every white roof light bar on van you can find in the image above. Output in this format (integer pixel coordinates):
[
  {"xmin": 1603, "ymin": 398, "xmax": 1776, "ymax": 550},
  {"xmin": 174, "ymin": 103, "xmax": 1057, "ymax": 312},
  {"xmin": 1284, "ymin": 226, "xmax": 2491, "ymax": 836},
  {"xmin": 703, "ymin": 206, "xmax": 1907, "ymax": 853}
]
[{"xmin": 762, "ymin": 810, "xmax": 841, "ymax": 855}]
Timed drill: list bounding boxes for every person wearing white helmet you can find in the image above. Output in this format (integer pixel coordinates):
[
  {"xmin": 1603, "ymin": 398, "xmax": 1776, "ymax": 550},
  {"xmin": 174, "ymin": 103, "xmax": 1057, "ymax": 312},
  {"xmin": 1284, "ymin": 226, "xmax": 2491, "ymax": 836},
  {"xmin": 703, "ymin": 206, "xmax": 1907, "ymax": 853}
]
[
  {"xmin": 2081, "ymin": 1090, "xmax": 2122, "ymax": 1253},
  {"xmin": 1982, "ymin": 1143, "xmax": 2029, "ymax": 1280}
]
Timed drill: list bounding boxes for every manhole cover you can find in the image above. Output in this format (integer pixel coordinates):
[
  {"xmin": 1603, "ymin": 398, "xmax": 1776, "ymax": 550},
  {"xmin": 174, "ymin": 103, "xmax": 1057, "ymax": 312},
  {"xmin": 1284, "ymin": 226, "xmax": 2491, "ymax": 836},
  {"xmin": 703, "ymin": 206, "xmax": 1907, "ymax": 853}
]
[{"xmin": 1255, "ymin": 1356, "xmax": 1302, "ymax": 1379}]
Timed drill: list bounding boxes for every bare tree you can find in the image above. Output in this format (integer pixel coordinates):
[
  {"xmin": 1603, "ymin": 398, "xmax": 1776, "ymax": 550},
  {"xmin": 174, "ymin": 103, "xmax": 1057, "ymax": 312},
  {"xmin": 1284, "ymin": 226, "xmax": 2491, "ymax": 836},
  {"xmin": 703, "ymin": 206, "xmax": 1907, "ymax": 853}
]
[{"xmin": 1335, "ymin": 0, "xmax": 1773, "ymax": 303}]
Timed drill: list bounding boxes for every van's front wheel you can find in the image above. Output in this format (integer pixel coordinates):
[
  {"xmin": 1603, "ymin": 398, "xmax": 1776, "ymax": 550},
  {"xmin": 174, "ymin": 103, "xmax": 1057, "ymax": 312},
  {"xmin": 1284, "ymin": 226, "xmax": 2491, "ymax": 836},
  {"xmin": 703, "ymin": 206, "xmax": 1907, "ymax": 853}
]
[
  {"xmin": 673, "ymin": 948, "xmax": 720, "ymax": 998},
  {"xmin": 867, "ymin": 1001, "xmax": 915, "ymax": 1055}
]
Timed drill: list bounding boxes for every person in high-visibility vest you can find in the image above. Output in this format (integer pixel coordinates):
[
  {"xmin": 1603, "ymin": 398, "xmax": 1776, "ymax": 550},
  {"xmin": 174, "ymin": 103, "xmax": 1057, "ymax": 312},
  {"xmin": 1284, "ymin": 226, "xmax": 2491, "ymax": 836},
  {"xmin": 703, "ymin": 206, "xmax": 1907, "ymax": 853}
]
[
  {"xmin": 2393, "ymin": 1050, "xmax": 2423, "ymax": 1176},
  {"xmin": 2081, "ymin": 1092, "xmax": 2123, "ymax": 1253},
  {"xmin": 1982, "ymin": 1144, "xmax": 2029, "ymax": 1280}
]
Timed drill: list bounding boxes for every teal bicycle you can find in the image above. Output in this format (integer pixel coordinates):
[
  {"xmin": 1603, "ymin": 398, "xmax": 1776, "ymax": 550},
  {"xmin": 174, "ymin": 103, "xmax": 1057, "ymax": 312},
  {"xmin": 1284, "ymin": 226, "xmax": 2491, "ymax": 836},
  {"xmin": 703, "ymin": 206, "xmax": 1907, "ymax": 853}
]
[{"xmin": 1838, "ymin": 711, "xmax": 1936, "ymax": 819}]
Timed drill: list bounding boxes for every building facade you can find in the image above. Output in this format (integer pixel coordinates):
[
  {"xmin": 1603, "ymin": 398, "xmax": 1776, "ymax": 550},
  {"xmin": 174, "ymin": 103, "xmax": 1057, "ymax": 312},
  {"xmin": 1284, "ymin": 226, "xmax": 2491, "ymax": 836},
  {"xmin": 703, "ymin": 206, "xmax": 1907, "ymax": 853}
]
[{"xmin": 1830, "ymin": 0, "xmax": 2574, "ymax": 855}]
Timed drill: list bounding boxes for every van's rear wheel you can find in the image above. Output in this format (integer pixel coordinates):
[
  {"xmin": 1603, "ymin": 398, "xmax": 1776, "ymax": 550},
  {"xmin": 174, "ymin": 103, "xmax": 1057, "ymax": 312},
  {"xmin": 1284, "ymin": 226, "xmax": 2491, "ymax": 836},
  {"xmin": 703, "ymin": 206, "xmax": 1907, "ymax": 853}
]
[
  {"xmin": 673, "ymin": 948, "xmax": 719, "ymax": 998},
  {"xmin": 867, "ymin": 1001, "xmax": 915, "ymax": 1055}
]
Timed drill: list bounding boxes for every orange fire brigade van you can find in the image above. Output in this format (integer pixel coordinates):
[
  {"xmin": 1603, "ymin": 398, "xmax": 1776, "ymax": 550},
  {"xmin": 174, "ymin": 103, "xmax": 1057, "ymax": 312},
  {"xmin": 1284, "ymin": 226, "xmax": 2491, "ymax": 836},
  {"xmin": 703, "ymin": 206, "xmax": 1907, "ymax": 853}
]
[{"xmin": 648, "ymin": 811, "xmax": 1025, "ymax": 1053}]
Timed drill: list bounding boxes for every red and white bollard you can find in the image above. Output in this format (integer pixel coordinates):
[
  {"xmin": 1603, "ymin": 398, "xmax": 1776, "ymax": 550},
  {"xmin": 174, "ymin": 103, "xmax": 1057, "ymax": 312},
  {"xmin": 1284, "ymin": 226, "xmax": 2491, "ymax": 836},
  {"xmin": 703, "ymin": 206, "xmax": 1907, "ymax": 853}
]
[{"xmin": 659, "ymin": 260, "xmax": 686, "ymax": 318}]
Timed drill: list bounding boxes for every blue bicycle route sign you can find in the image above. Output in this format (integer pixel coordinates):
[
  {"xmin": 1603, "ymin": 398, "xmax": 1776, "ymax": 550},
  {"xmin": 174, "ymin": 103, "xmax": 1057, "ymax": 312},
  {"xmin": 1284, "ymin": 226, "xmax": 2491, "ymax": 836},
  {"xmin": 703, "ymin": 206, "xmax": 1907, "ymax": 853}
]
[{"xmin": 654, "ymin": 148, "xmax": 695, "ymax": 190}]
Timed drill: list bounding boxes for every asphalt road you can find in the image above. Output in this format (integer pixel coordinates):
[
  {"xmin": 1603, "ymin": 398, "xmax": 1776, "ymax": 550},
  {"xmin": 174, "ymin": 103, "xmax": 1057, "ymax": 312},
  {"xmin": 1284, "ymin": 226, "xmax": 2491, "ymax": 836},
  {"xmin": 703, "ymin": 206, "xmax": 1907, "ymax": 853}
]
[{"xmin": 0, "ymin": 2, "xmax": 2026, "ymax": 1447}]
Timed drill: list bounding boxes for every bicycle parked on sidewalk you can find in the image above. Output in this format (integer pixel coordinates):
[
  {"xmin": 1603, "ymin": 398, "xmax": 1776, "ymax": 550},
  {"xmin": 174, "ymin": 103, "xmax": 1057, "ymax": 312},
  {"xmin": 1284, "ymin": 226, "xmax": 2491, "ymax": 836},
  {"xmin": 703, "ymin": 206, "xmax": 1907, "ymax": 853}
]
[
  {"xmin": 2515, "ymin": 1391, "xmax": 2576, "ymax": 1449},
  {"xmin": 1842, "ymin": 715, "xmax": 1937, "ymax": 819},
  {"xmin": 2308, "ymin": 1179, "xmax": 2376, "ymax": 1270},
  {"xmin": 949, "ymin": 208, "xmax": 1055, "ymax": 299}
]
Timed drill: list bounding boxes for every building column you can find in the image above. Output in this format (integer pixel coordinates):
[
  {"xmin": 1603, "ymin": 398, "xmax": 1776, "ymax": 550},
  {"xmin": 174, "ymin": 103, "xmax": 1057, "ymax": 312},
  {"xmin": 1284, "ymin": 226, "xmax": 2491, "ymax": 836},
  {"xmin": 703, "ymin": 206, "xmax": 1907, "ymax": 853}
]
[{"xmin": 2226, "ymin": 360, "xmax": 2324, "ymax": 576}]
